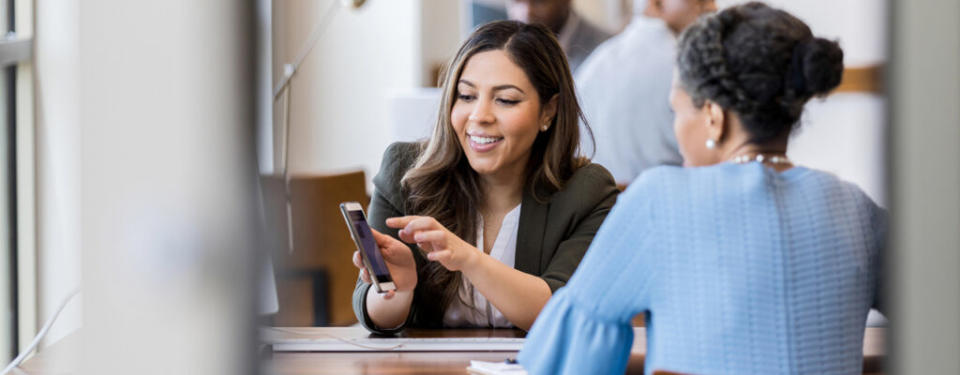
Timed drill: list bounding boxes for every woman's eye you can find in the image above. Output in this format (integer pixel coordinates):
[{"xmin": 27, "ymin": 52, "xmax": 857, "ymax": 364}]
[
  {"xmin": 496, "ymin": 98, "xmax": 520, "ymax": 105},
  {"xmin": 457, "ymin": 94, "xmax": 476, "ymax": 102}
]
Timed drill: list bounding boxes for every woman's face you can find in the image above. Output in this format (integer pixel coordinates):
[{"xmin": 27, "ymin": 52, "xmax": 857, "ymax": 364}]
[
  {"xmin": 451, "ymin": 49, "xmax": 550, "ymax": 180},
  {"xmin": 669, "ymin": 74, "xmax": 716, "ymax": 167}
]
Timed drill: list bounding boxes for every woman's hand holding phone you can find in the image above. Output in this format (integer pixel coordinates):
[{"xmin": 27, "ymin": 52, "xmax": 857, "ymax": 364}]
[
  {"xmin": 385, "ymin": 216, "xmax": 480, "ymax": 272},
  {"xmin": 352, "ymin": 228, "xmax": 417, "ymax": 300}
]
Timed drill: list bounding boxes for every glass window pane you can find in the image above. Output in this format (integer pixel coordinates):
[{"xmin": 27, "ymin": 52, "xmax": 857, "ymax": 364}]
[{"xmin": 0, "ymin": 0, "xmax": 8, "ymax": 33}]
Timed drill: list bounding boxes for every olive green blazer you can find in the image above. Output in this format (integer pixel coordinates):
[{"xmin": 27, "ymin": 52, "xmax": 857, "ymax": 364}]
[{"xmin": 352, "ymin": 142, "xmax": 619, "ymax": 334}]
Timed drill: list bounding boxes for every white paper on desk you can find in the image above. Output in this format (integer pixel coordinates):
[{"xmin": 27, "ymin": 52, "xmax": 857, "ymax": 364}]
[{"xmin": 467, "ymin": 360, "xmax": 528, "ymax": 375}]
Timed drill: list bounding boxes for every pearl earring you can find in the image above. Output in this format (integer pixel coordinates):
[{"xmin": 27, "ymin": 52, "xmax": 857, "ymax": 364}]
[{"xmin": 705, "ymin": 139, "xmax": 717, "ymax": 149}]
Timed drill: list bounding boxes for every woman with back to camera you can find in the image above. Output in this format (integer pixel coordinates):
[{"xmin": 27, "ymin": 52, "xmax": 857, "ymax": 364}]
[
  {"xmin": 518, "ymin": 2, "xmax": 886, "ymax": 374},
  {"xmin": 350, "ymin": 20, "xmax": 619, "ymax": 333}
]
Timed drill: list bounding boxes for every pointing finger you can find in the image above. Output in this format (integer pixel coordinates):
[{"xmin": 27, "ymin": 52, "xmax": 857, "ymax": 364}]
[
  {"xmin": 402, "ymin": 217, "xmax": 441, "ymax": 236},
  {"xmin": 413, "ymin": 230, "xmax": 447, "ymax": 248},
  {"xmin": 385, "ymin": 216, "xmax": 421, "ymax": 229},
  {"xmin": 426, "ymin": 249, "xmax": 452, "ymax": 262}
]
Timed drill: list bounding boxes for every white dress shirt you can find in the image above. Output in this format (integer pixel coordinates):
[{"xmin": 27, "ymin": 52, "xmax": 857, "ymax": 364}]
[{"xmin": 442, "ymin": 204, "xmax": 521, "ymax": 328}]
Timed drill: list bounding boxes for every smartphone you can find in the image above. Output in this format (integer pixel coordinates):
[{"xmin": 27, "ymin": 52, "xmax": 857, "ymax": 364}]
[{"xmin": 340, "ymin": 202, "xmax": 396, "ymax": 293}]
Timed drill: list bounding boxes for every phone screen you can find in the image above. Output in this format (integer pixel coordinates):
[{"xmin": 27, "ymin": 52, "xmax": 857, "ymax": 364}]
[{"xmin": 346, "ymin": 209, "xmax": 392, "ymax": 283}]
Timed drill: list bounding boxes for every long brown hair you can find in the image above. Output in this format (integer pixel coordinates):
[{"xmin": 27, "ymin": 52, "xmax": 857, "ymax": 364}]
[{"xmin": 401, "ymin": 20, "xmax": 592, "ymax": 319}]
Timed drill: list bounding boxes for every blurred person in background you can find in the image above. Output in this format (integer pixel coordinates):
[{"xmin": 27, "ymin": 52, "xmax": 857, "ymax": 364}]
[
  {"xmin": 507, "ymin": 0, "xmax": 612, "ymax": 73},
  {"xmin": 351, "ymin": 20, "xmax": 618, "ymax": 334},
  {"xmin": 577, "ymin": 0, "xmax": 716, "ymax": 185},
  {"xmin": 519, "ymin": 3, "xmax": 886, "ymax": 374}
]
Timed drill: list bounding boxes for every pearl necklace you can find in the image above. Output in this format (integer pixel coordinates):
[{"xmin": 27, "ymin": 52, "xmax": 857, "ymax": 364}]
[{"xmin": 730, "ymin": 153, "xmax": 792, "ymax": 165}]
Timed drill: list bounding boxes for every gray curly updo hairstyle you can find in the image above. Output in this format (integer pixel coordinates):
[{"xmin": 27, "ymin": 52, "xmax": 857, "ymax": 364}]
[{"xmin": 677, "ymin": 2, "xmax": 844, "ymax": 143}]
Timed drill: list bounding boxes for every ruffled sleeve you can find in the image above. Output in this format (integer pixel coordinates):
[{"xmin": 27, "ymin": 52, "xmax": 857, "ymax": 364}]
[
  {"xmin": 517, "ymin": 288, "xmax": 636, "ymax": 374},
  {"xmin": 518, "ymin": 168, "xmax": 666, "ymax": 374}
]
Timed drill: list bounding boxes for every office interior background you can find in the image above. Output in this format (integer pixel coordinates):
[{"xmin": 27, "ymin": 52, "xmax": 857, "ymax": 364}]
[{"xmin": 0, "ymin": 0, "xmax": 957, "ymax": 374}]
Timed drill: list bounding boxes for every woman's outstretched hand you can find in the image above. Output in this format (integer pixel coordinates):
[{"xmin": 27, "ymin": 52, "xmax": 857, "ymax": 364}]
[{"xmin": 386, "ymin": 216, "xmax": 480, "ymax": 272}]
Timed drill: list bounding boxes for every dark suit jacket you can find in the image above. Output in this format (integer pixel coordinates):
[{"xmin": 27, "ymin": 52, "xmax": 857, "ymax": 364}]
[{"xmin": 352, "ymin": 142, "xmax": 619, "ymax": 334}]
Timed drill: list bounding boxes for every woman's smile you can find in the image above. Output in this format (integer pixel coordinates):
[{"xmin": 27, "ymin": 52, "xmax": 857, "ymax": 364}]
[{"xmin": 466, "ymin": 131, "xmax": 505, "ymax": 152}]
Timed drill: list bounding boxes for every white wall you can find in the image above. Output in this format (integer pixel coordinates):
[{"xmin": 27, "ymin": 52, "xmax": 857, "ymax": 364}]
[
  {"xmin": 273, "ymin": 0, "xmax": 417, "ymax": 178},
  {"xmin": 420, "ymin": 0, "xmax": 462, "ymax": 87},
  {"xmin": 716, "ymin": 0, "xmax": 886, "ymax": 66},
  {"xmin": 717, "ymin": 0, "xmax": 889, "ymax": 205},
  {"xmin": 789, "ymin": 94, "xmax": 886, "ymax": 204},
  {"xmin": 273, "ymin": 0, "xmax": 457, "ymax": 182}
]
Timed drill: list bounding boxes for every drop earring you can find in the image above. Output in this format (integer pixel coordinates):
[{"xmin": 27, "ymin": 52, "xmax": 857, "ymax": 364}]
[{"xmin": 705, "ymin": 139, "xmax": 717, "ymax": 149}]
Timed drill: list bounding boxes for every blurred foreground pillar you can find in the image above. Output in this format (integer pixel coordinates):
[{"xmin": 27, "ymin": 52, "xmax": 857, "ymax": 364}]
[
  {"xmin": 78, "ymin": 1, "xmax": 259, "ymax": 374},
  {"xmin": 889, "ymin": 0, "xmax": 960, "ymax": 373}
]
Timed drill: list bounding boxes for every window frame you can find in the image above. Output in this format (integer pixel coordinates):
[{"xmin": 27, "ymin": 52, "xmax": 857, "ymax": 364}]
[{"xmin": 0, "ymin": 0, "xmax": 33, "ymax": 361}]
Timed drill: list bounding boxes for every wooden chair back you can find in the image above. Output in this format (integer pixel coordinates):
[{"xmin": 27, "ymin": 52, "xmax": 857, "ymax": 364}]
[{"xmin": 261, "ymin": 171, "xmax": 369, "ymax": 326}]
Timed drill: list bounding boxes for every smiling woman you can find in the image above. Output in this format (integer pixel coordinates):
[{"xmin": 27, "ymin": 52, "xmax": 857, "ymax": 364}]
[
  {"xmin": 451, "ymin": 49, "xmax": 553, "ymax": 186},
  {"xmin": 350, "ymin": 20, "xmax": 619, "ymax": 334}
]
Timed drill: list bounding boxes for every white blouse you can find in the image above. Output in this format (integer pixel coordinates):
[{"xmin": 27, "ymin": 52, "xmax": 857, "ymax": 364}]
[{"xmin": 442, "ymin": 204, "xmax": 521, "ymax": 328}]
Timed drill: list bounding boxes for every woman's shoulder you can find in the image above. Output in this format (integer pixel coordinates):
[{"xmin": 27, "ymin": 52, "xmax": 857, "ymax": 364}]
[
  {"xmin": 380, "ymin": 141, "xmax": 423, "ymax": 170},
  {"xmin": 548, "ymin": 163, "xmax": 620, "ymax": 212},
  {"xmin": 567, "ymin": 163, "xmax": 616, "ymax": 187},
  {"xmin": 557, "ymin": 163, "xmax": 684, "ymax": 201},
  {"xmin": 373, "ymin": 142, "xmax": 422, "ymax": 186},
  {"xmin": 667, "ymin": 163, "xmax": 884, "ymax": 215},
  {"xmin": 622, "ymin": 165, "xmax": 687, "ymax": 195},
  {"xmin": 766, "ymin": 165, "xmax": 875, "ymax": 202},
  {"xmin": 372, "ymin": 142, "xmax": 424, "ymax": 202},
  {"xmin": 563, "ymin": 163, "xmax": 618, "ymax": 195},
  {"xmin": 793, "ymin": 167, "xmax": 886, "ymax": 216}
]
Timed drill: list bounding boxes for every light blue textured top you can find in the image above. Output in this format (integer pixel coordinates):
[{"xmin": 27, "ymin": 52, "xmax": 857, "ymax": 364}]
[{"xmin": 518, "ymin": 163, "xmax": 886, "ymax": 375}]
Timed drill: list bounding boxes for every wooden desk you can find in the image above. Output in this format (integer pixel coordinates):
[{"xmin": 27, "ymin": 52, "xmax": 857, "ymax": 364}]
[
  {"xmin": 264, "ymin": 326, "xmax": 885, "ymax": 375},
  {"xmin": 265, "ymin": 327, "xmax": 528, "ymax": 375},
  {"xmin": 17, "ymin": 327, "xmax": 885, "ymax": 375}
]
